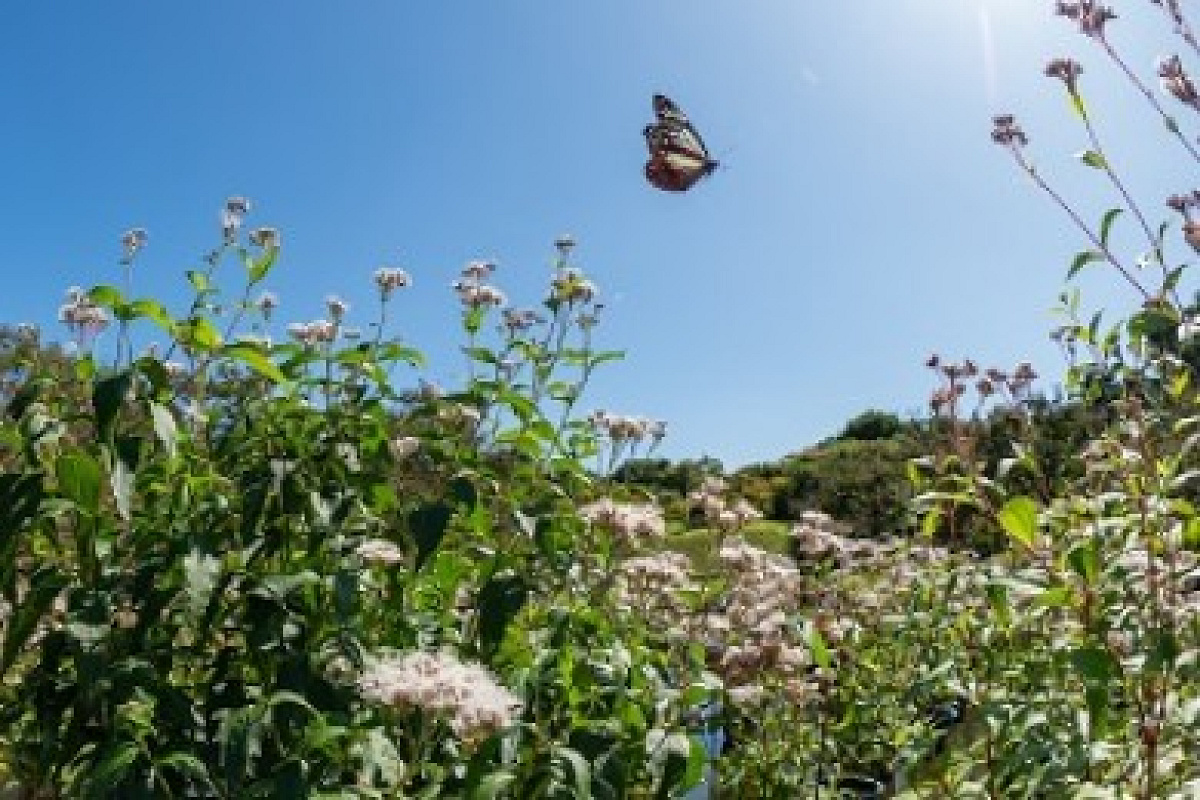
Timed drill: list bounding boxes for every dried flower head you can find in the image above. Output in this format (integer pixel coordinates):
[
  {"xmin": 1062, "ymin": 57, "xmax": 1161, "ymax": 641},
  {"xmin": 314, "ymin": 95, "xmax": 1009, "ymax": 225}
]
[{"xmin": 1045, "ymin": 57, "xmax": 1084, "ymax": 92}]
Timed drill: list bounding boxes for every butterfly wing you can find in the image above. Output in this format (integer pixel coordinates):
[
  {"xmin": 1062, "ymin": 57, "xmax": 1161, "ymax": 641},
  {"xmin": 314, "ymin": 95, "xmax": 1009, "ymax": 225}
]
[
  {"xmin": 653, "ymin": 93, "xmax": 689, "ymax": 126},
  {"xmin": 645, "ymin": 94, "xmax": 719, "ymax": 191}
]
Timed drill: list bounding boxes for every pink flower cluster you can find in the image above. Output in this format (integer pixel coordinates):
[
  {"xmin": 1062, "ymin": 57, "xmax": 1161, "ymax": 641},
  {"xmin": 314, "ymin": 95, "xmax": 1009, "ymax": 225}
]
[
  {"xmin": 579, "ymin": 498, "xmax": 666, "ymax": 541},
  {"xmin": 287, "ymin": 319, "xmax": 338, "ymax": 347},
  {"xmin": 58, "ymin": 287, "xmax": 110, "ymax": 340},
  {"xmin": 358, "ymin": 650, "xmax": 523, "ymax": 744}
]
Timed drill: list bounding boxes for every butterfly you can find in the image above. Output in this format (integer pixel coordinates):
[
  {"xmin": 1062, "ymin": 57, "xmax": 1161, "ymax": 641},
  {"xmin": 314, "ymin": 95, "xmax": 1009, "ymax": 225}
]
[{"xmin": 643, "ymin": 94, "xmax": 719, "ymax": 192}]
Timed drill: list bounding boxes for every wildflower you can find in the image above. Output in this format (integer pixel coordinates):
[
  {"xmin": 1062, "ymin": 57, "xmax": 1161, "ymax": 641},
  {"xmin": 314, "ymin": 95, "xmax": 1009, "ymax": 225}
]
[
  {"xmin": 121, "ymin": 227, "xmax": 148, "ymax": 258},
  {"xmin": 1054, "ymin": 1, "xmax": 1116, "ymax": 38},
  {"xmin": 501, "ymin": 307, "xmax": 544, "ymax": 333},
  {"xmin": 579, "ymin": 498, "xmax": 666, "ymax": 541},
  {"xmin": 374, "ymin": 267, "xmax": 411, "ymax": 299},
  {"xmin": 58, "ymin": 288, "xmax": 110, "ymax": 340},
  {"xmin": 990, "ymin": 114, "xmax": 1028, "ymax": 148},
  {"xmin": 454, "ymin": 280, "xmax": 506, "ymax": 308},
  {"xmin": 461, "ymin": 260, "xmax": 496, "ymax": 281},
  {"xmin": 255, "ymin": 291, "xmax": 278, "ymax": 317},
  {"xmin": 1045, "ymin": 58, "xmax": 1084, "ymax": 93},
  {"xmin": 326, "ymin": 295, "xmax": 349, "ymax": 323},
  {"xmin": 357, "ymin": 538, "xmax": 406, "ymax": 566},
  {"xmin": 554, "ymin": 233, "xmax": 576, "ymax": 260},
  {"xmin": 1186, "ymin": 220, "xmax": 1200, "ymax": 253},
  {"xmin": 358, "ymin": 650, "xmax": 523, "ymax": 744},
  {"xmin": 221, "ymin": 196, "xmax": 250, "ymax": 241},
  {"xmin": 550, "ymin": 268, "xmax": 596, "ymax": 304}
]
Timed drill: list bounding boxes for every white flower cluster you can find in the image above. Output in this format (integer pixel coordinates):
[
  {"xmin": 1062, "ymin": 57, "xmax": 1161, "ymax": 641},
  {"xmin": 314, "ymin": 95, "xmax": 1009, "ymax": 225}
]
[
  {"xmin": 688, "ymin": 477, "xmax": 762, "ymax": 531},
  {"xmin": 358, "ymin": 650, "xmax": 523, "ymax": 744},
  {"xmin": 579, "ymin": 498, "xmax": 666, "ymax": 542},
  {"xmin": 357, "ymin": 538, "xmax": 405, "ymax": 566}
]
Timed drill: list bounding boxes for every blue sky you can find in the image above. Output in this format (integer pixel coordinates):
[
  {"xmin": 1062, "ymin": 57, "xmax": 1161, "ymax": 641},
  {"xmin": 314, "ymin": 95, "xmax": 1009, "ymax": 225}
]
[{"xmin": 2, "ymin": 2, "xmax": 1189, "ymax": 468}]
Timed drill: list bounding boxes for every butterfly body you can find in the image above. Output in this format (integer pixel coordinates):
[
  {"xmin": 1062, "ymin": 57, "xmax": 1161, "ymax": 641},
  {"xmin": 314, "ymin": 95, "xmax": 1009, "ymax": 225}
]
[{"xmin": 643, "ymin": 94, "xmax": 718, "ymax": 192}]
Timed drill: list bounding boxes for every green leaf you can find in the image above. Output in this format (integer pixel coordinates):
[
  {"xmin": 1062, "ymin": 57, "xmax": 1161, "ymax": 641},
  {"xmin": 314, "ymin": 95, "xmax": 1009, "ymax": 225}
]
[
  {"xmin": 1066, "ymin": 539, "xmax": 1100, "ymax": 583},
  {"xmin": 471, "ymin": 772, "xmax": 516, "ymax": 800},
  {"xmin": 150, "ymin": 402, "xmax": 178, "ymax": 458},
  {"xmin": 154, "ymin": 752, "xmax": 214, "ymax": 790},
  {"xmin": 551, "ymin": 746, "xmax": 592, "ymax": 800},
  {"xmin": 93, "ymin": 370, "xmax": 133, "ymax": 442},
  {"xmin": 130, "ymin": 298, "xmax": 175, "ymax": 330},
  {"xmin": 1099, "ymin": 208, "xmax": 1122, "ymax": 249},
  {"xmin": 223, "ymin": 343, "xmax": 286, "ymax": 384},
  {"xmin": 1067, "ymin": 250, "xmax": 1104, "ymax": 280},
  {"xmin": 81, "ymin": 742, "xmax": 140, "ymax": 796},
  {"xmin": 1071, "ymin": 645, "xmax": 1119, "ymax": 681},
  {"xmin": 1070, "ymin": 92, "xmax": 1088, "ymax": 120},
  {"xmin": 1036, "ymin": 586, "xmax": 1073, "ymax": 608},
  {"xmin": 810, "ymin": 624, "xmax": 832, "ymax": 670},
  {"xmin": 245, "ymin": 245, "xmax": 278, "ymax": 285},
  {"xmin": 57, "ymin": 451, "xmax": 102, "ymax": 512},
  {"xmin": 186, "ymin": 270, "xmax": 213, "ymax": 295},
  {"xmin": 477, "ymin": 571, "xmax": 528, "ymax": 657},
  {"xmin": 1147, "ymin": 629, "xmax": 1180, "ymax": 673},
  {"xmin": 998, "ymin": 496, "xmax": 1039, "ymax": 549},
  {"xmin": 409, "ymin": 500, "xmax": 453, "ymax": 572},
  {"xmin": 1078, "ymin": 150, "xmax": 1107, "ymax": 169},
  {"xmin": 88, "ymin": 284, "xmax": 127, "ymax": 308},
  {"xmin": 1, "ymin": 566, "xmax": 65, "ymax": 677},
  {"xmin": 180, "ymin": 317, "xmax": 223, "ymax": 351}
]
